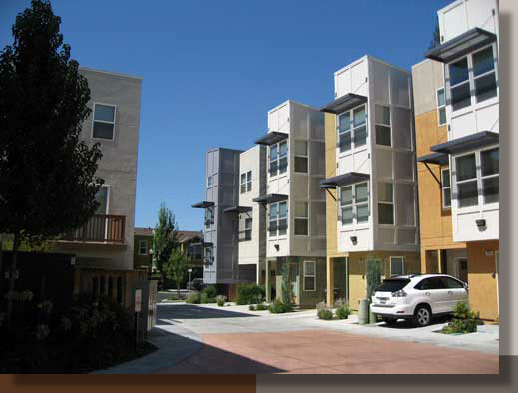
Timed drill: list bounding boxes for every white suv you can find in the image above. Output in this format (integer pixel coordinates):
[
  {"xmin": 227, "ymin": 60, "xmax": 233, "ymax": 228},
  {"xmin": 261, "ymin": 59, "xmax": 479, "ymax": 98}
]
[{"xmin": 370, "ymin": 274, "xmax": 468, "ymax": 327}]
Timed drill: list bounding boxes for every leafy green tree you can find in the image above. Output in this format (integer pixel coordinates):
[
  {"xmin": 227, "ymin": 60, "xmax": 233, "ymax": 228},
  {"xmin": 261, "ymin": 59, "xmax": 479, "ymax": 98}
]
[
  {"xmin": 164, "ymin": 248, "xmax": 190, "ymax": 298},
  {"xmin": 0, "ymin": 0, "xmax": 103, "ymax": 326},
  {"xmin": 152, "ymin": 204, "xmax": 178, "ymax": 285}
]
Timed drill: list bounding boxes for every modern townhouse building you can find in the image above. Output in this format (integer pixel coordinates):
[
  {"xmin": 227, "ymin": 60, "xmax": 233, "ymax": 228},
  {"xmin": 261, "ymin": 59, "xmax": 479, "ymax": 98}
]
[
  {"xmin": 192, "ymin": 148, "xmax": 256, "ymax": 293},
  {"xmin": 52, "ymin": 67, "xmax": 143, "ymax": 306},
  {"xmin": 321, "ymin": 56, "xmax": 420, "ymax": 309},
  {"xmin": 418, "ymin": 0, "xmax": 499, "ymax": 320},
  {"xmin": 253, "ymin": 100, "xmax": 326, "ymax": 307}
]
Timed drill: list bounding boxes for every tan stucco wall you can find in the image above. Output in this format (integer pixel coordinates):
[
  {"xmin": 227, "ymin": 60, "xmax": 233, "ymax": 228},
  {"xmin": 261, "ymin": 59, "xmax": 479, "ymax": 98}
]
[{"xmin": 467, "ymin": 240, "xmax": 499, "ymax": 320}]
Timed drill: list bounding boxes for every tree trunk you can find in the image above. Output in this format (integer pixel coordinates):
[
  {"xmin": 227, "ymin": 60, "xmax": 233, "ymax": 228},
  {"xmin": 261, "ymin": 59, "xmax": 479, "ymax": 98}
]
[
  {"xmin": 176, "ymin": 278, "xmax": 181, "ymax": 298},
  {"xmin": 7, "ymin": 231, "xmax": 20, "ymax": 328}
]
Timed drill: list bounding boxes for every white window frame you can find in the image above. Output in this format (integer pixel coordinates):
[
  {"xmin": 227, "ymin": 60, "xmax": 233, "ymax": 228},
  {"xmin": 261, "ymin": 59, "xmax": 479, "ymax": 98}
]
[
  {"xmin": 303, "ymin": 260, "xmax": 316, "ymax": 292},
  {"xmin": 207, "ymin": 176, "xmax": 212, "ymax": 188},
  {"xmin": 340, "ymin": 182, "xmax": 369, "ymax": 226},
  {"xmin": 246, "ymin": 171, "xmax": 252, "ymax": 192},
  {"xmin": 239, "ymin": 215, "xmax": 252, "ymax": 241},
  {"xmin": 268, "ymin": 201, "xmax": 288, "ymax": 237},
  {"xmin": 204, "ymin": 207, "xmax": 214, "ymax": 227},
  {"xmin": 390, "ymin": 256, "xmax": 404, "ymax": 276},
  {"xmin": 441, "ymin": 168, "xmax": 451, "ymax": 208},
  {"xmin": 240, "ymin": 173, "xmax": 246, "ymax": 194},
  {"xmin": 454, "ymin": 152, "xmax": 478, "ymax": 208},
  {"xmin": 337, "ymin": 104, "xmax": 367, "ymax": 153},
  {"xmin": 294, "ymin": 140, "xmax": 308, "ymax": 174},
  {"xmin": 91, "ymin": 103, "xmax": 117, "ymax": 141},
  {"xmin": 138, "ymin": 239, "xmax": 148, "ymax": 255},
  {"xmin": 294, "ymin": 201, "xmax": 309, "ymax": 236},
  {"xmin": 375, "ymin": 105, "xmax": 391, "ymax": 147},
  {"xmin": 377, "ymin": 182, "xmax": 394, "ymax": 225},
  {"xmin": 269, "ymin": 140, "xmax": 288, "ymax": 177},
  {"xmin": 480, "ymin": 147, "xmax": 499, "ymax": 205},
  {"xmin": 95, "ymin": 185, "xmax": 110, "ymax": 215},
  {"xmin": 436, "ymin": 87, "xmax": 446, "ymax": 126}
]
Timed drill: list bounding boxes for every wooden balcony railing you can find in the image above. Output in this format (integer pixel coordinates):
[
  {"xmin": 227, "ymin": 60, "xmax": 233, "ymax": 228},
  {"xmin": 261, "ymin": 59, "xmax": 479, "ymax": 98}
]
[{"xmin": 61, "ymin": 214, "xmax": 126, "ymax": 243}]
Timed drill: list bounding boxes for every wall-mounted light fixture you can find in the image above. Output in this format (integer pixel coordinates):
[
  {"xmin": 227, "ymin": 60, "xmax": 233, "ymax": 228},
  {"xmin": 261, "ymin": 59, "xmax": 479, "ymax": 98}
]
[
  {"xmin": 274, "ymin": 244, "xmax": 280, "ymax": 251},
  {"xmin": 350, "ymin": 236, "xmax": 357, "ymax": 245},
  {"xmin": 475, "ymin": 219, "xmax": 486, "ymax": 230}
]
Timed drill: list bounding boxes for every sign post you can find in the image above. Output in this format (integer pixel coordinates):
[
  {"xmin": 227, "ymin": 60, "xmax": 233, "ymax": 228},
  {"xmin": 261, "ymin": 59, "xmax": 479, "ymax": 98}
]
[
  {"xmin": 134, "ymin": 289, "xmax": 142, "ymax": 350},
  {"xmin": 188, "ymin": 268, "xmax": 192, "ymax": 294}
]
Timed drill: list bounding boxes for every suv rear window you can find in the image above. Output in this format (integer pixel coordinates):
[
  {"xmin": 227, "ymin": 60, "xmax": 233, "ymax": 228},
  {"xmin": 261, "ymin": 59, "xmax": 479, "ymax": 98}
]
[
  {"xmin": 376, "ymin": 279, "xmax": 410, "ymax": 292},
  {"xmin": 414, "ymin": 277, "xmax": 444, "ymax": 290}
]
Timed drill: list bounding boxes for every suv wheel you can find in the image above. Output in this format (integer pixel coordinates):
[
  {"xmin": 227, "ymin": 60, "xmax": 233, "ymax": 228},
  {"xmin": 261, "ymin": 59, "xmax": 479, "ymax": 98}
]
[
  {"xmin": 413, "ymin": 305, "xmax": 431, "ymax": 327},
  {"xmin": 382, "ymin": 317, "xmax": 398, "ymax": 325}
]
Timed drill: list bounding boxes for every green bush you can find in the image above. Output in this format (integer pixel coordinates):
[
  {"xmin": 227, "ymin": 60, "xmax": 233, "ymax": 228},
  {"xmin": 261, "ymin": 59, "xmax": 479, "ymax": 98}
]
[
  {"xmin": 216, "ymin": 295, "xmax": 226, "ymax": 307},
  {"xmin": 334, "ymin": 299, "xmax": 351, "ymax": 320},
  {"xmin": 268, "ymin": 299, "xmax": 293, "ymax": 314},
  {"xmin": 202, "ymin": 286, "xmax": 217, "ymax": 299},
  {"xmin": 255, "ymin": 303, "xmax": 268, "ymax": 311},
  {"xmin": 249, "ymin": 305, "xmax": 256, "ymax": 311},
  {"xmin": 442, "ymin": 301, "xmax": 479, "ymax": 334},
  {"xmin": 186, "ymin": 291, "xmax": 201, "ymax": 304},
  {"xmin": 236, "ymin": 284, "xmax": 265, "ymax": 305},
  {"xmin": 316, "ymin": 302, "xmax": 333, "ymax": 320}
]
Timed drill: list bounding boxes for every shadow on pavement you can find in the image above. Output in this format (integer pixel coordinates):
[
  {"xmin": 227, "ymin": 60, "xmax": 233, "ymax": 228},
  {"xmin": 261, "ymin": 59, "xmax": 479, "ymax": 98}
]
[
  {"xmin": 156, "ymin": 303, "xmax": 258, "ymax": 325},
  {"xmin": 377, "ymin": 314, "xmax": 452, "ymax": 329}
]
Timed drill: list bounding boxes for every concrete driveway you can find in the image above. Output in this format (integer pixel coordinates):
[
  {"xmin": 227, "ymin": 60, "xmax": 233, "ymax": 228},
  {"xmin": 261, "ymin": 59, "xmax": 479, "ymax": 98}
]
[{"xmin": 96, "ymin": 303, "xmax": 499, "ymax": 374}]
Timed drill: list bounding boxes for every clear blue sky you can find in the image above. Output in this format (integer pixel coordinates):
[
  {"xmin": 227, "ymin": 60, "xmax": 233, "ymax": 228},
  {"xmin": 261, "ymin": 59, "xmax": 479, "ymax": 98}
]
[{"xmin": 0, "ymin": 0, "xmax": 451, "ymax": 231}]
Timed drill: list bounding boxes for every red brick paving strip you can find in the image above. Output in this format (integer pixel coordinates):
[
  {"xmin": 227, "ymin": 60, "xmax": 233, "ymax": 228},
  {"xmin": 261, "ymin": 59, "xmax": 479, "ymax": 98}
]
[{"xmin": 156, "ymin": 329, "xmax": 499, "ymax": 374}]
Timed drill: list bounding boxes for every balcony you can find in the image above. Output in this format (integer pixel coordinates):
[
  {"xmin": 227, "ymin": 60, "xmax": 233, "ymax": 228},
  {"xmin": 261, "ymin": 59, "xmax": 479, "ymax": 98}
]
[{"xmin": 60, "ymin": 214, "xmax": 126, "ymax": 244}]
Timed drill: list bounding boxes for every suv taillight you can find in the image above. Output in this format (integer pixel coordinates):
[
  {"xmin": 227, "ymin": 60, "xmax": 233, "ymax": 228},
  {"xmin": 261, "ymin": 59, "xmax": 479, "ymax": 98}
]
[{"xmin": 391, "ymin": 289, "xmax": 407, "ymax": 297}]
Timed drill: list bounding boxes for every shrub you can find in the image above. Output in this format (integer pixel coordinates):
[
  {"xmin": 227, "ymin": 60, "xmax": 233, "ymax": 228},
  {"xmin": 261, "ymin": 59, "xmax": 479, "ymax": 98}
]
[
  {"xmin": 334, "ymin": 298, "xmax": 351, "ymax": 320},
  {"xmin": 269, "ymin": 299, "xmax": 292, "ymax": 314},
  {"xmin": 202, "ymin": 286, "xmax": 217, "ymax": 299},
  {"xmin": 255, "ymin": 303, "xmax": 268, "ymax": 311},
  {"xmin": 236, "ymin": 284, "xmax": 265, "ymax": 305},
  {"xmin": 186, "ymin": 291, "xmax": 201, "ymax": 304},
  {"xmin": 216, "ymin": 295, "xmax": 226, "ymax": 307},
  {"xmin": 316, "ymin": 302, "xmax": 333, "ymax": 320},
  {"xmin": 249, "ymin": 305, "xmax": 256, "ymax": 311},
  {"xmin": 442, "ymin": 301, "xmax": 479, "ymax": 334}
]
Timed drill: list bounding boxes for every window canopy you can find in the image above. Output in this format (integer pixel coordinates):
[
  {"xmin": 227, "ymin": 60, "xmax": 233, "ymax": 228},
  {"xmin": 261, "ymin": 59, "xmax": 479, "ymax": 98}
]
[
  {"xmin": 417, "ymin": 152, "xmax": 449, "ymax": 165},
  {"xmin": 319, "ymin": 172, "xmax": 370, "ymax": 189},
  {"xmin": 191, "ymin": 201, "xmax": 214, "ymax": 208},
  {"xmin": 430, "ymin": 131, "xmax": 499, "ymax": 155},
  {"xmin": 320, "ymin": 93, "xmax": 367, "ymax": 115},
  {"xmin": 223, "ymin": 205, "xmax": 253, "ymax": 213},
  {"xmin": 254, "ymin": 131, "xmax": 289, "ymax": 146},
  {"xmin": 252, "ymin": 193, "xmax": 288, "ymax": 205}
]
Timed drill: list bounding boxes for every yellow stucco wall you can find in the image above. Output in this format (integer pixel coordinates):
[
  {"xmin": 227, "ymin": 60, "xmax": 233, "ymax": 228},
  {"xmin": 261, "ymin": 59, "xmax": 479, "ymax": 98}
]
[{"xmin": 467, "ymin": 240, "xmax": 499, "ymax": 320}]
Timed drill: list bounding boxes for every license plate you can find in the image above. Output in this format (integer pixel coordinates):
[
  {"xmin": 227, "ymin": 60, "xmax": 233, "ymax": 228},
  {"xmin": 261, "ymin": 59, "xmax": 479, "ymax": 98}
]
[{"xmin": 380, "ymin": 300, "xmax": 386, "ymax": 304}]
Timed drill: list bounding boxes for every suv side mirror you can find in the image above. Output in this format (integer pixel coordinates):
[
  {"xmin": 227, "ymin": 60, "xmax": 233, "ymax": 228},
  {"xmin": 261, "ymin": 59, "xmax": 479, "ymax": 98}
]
[{"xmin": 463, "ymin": 282, "xmax": 469, "ymax": 290}]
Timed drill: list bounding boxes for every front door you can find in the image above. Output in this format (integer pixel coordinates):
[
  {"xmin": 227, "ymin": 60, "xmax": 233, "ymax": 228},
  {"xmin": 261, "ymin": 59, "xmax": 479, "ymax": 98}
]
[
  {"xmin": 457, "ymin": 258, "xmax": 468, "ymax": 283},
  {"xmin": 290, "ymin": 263, "xmax": 298, "ymax": 304}
]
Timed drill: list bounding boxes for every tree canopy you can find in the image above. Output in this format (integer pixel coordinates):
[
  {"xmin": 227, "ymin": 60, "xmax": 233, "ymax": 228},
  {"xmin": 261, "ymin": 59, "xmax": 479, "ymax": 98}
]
[{"xmin": 153, "ymin": 203, "xmax": 178, "ymax": 274}]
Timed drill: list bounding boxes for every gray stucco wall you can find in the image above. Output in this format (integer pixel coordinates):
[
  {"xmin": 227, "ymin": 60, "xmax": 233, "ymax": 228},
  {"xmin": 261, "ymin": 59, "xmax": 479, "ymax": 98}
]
[{"xmin": 411, "ymin": 59, "xmax": 444, "ymax": 116}]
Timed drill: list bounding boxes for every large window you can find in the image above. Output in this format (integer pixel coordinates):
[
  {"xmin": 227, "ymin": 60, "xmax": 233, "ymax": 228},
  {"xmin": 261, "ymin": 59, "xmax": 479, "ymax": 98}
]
[
  {"xmin": 240, "ymin": 171, "xmax": 252, "ymax": 193},
  {"xmin": 441, "ymin": 168, "xmax": 451, "ymax": 208},
  {"xmin": 303, "ymin": 261, "xmax": 316, "ymax": 291},
  {"xmin": 269, "ymin": 141, "xmax": 288, "ymax": 176},
  {"xmin": 204, "ymin": 246, "xmax": 213, "ymax": 265},
  {"xmin": 294, "ymin": 201, "xmax": 308, "ymax": 235},
  {"xmin": 95, "ymin": 186, "xmax": 109, "ymax": 214},
  {"xmin": 239, "ymin": 217, "xmax": 252, "ymax": 241},
  {"xmin": 448, "ymin": 45, "xmax": 497, "ymax": 112},
  {"xmin": 138, "ymin": 239, "xmax": 148, "ymax": 255},
  {"xmin": 378, "ymin": 182, "xmax": 394, "ymax": 225},
  {"xmin": 375, "ymin": 106, "xmax": 391, "ymax": 146},
  {"xmin": 456, "ymin": 154, "xmax": 478, "ymax": 207},
  {"xmin": 269, "ymin": 201, "xmax": 287, "ymax": 237},
  {"xmin": 436, "ymin": 88, "xmax": 446, "ymax": 126},
  {"xmin": 207, "ymin": 176, "xmax": 212, "ymax": 188},
  {"xmin": 390, "ymin": 256, "xmax": 404, "ymax": 276},
  {"xmin": 338, "ymin": 105, "xmax": 367, "ymax": 152},
  {"xmin": 294, "ymin": 141, "xmax": 308, "ymax": 173},
  {"xmin": 204, "ymin": 208, "xmax": 214, "ymax": 227},
  {"xmin": 481, "ymin": 148, "xmax": 499, "ymax": 204},
  {"xmin": 340, "ymin": 182, "xmax": 369, "ymax": 225},
  {"xmin": 92, "ymin": 103, "xmax": 116, "ymax": 140}
]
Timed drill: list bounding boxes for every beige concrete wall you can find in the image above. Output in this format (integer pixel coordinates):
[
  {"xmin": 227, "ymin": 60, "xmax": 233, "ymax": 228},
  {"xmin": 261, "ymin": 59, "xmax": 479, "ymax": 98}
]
[{"xmin": 467, "ymin": 240, "xmax": 499, "ymax": 320}]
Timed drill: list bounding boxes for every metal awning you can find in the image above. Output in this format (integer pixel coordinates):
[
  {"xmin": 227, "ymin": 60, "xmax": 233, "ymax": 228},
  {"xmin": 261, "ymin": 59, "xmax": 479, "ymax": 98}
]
[
  {"xmin": 417, "ymin": 152, "xmax": 449, "ymax": 165},
  {"xmin": 223, "ymin": 205, "xmax": 253, "ymax": 213},
  {"xmin": 191, "ymin": 201, "xmax": 214, "ymax": 208},
  {"xmin": 425, "ymin": 28, "xmax": 497, "ymax": 63},
  {"xmin": 320, "ymin": 93, "xmax": 367, "ymax": 114},
  {"xmin": 252, "ymin": 193, "xmax": 288, "ymax": 204},
  {"xmin": 430, "ymin": 131, "xmax": 499, "ymax": 155},
  {"xmin": 319, "ymin": 172, "xmax": 370, "ymax": 189},
  {"xmin": 254, "ymin": 131, "xmax": 289, "ymax": 146},
  {"xmin": 190, "ymin": 241, "xmax": 213, "ymax": 247}
]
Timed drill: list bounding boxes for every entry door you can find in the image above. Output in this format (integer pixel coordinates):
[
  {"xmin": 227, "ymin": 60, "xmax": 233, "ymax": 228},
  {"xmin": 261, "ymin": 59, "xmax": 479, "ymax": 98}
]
[
  {"xmin": 290, "ymin": 263, "xmax": 298, "ymax": 303},
  {"xmin": 457, "ymin": 258, "xmax": 468, "ymax": 283}
]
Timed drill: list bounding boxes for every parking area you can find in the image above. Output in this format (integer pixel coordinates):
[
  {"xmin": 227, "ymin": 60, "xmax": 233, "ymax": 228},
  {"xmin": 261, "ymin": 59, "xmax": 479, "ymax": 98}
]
[{"xmin": 97, "ymin": 303, "xmax": 499, "ymax": 374}]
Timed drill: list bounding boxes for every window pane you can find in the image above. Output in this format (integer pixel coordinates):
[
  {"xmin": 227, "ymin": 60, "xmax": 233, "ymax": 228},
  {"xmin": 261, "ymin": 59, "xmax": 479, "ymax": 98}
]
[
  {"xmin": 437, "ymin": 88, "xmax": 445, "ymax": 107},
  {"xmin": 93, "ymin": 121, "xmax": 114, "ymax": 139},
  {"xmin": 451, "ymin": 83, "xmax": 471, "ymax": 111},
  {"xmin": 353, "ymin": 107, "xmax": 366, "ymax": 127},
  {"xmin": 278, "ymin": 218, "xmax": 287, "ymax": 235},
  {"xmin": 269, "ymin": 160, "xmax": 278, "ymax": 176},
  {"xmin": 357, "ymin": 204, "xmax": 369, "ymax": 223},
  {"xmin": 295, "ymin": 141, "xmax": 308, "ymax": 156},
  {"xmin": 342, "ymin": 206, "xmax": 353, "ymax": 224},
  {"xmin": 247, "ymin": 171, "xmax": 252, "ymax": 182},
  {"xmin": 95, "ymin": 187, "xmax": 108, "ymax": 214},
  {"xmin": 473, "ymin": 47, "xmax": 495, "ymax": 76},
  {"xmin": 354, "ymin": 125, "xmax": 367, "ymax": 146},
  {"xmin": 439, "ymin": 108, "xmax": 446, "ymax": 125},
  {"xmin": 375, "ymin": 105, "xmax": 390, "ymax": 125},
  {"xmin": 241, "ymin": 173, "xmax": 246, "ymax": 184},
  {"xmin": 376, "ymin": 125, "xmax": 391, "ymax": 146},
  {"xmin": 294, "ymin": 218, "xmax": 308, "ymax": 235},
  {"xmin": 294, "ymin": 156, "xmax": 308, "ymax": 173},
  {"xmin": 378, "ymin": 203, "xmax": 394, "ymax": 224},
  {"xmin": 269, "ymin": 204, "xmax": 278, "ymax": 219},
  {"xmin": 443, "ymin": 188, "xmax": 451, "ymax": 208},
  {"xmin": 304, "ymin": 277, "xmax": 315, "ymax": 291},
  {"xmin": 391, "ymin": 259, "xmax": 403, "ymax": 275},
  {"xmin": 355, "ymin": 183, "xmax": 368, "ymax": 203},
  {"xmin": 269, "ymin": 220, "xmax": 277, "ymax": 236},
  {"xmin": 483, "ymin": 177, "xmax": 499, "ymax": 204},
  {"xmin": 295, "ymin": 202, "xmax": 308, "ymax": 218},
  {"xmin": 94, "ymin": 104, "xmax": 115, "ymax": 122},
  {"xmin": 247, "ymin": 182, "xmax": 251, "ymax": 192},
  {"xmin": 270, "ymin": 145, "xmax": 278, "ymax": 160},
  {"xmin": 341, "ymin": 186, "xmax": 353, "ymax": 205},
  {"xmin": 245, "ymin": 218, "xmax": 252, "ymax": 229},
  {"xmin": 475, "ymin": 73, "xmax": 497, "ymax": 103},
  {"xmin": 305, "ymin": 261, "xmax": 315, "ymax": 275},
  {"xmin": 458, "ymin": 181, "xmax": 478, "ymax": 207},
  {"xmin": 279, "ymin": 157, "xmax": 288, "ymax": 174},
  {"xmin": 449, "ymin": 58, "xmax": 469, "ymax": 85},
  {"xmin": 456, "ymin": 154, "xmax": 476, "ymax": 181},
  {"xmin": 339, "ymin": 112, "xmax": 350, "ymax": 132},
  {"xmin": 481, "ymin": 148, "xmax": 499, "ymax": 176},
  {"xmin": 240, "ymin": 184, "xmax": 246, "ymax": 193},
  {"xmin": 279, "ymin": 202, "xmax": 287, "ymax": 218},
  {"xmin": 339, "ymin": 131, "xmax": 351, "ymax": 153},
  {"xmin": 378, "ymin": 183, "xmax": 393, "ymax": 203},
  {"xmin": 279, "ymin": 141, "xmax": 288, "ymax": 157},
  {"xmin": 441, "ymin": 169, "xmax": 450, "ymax": 188}
]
